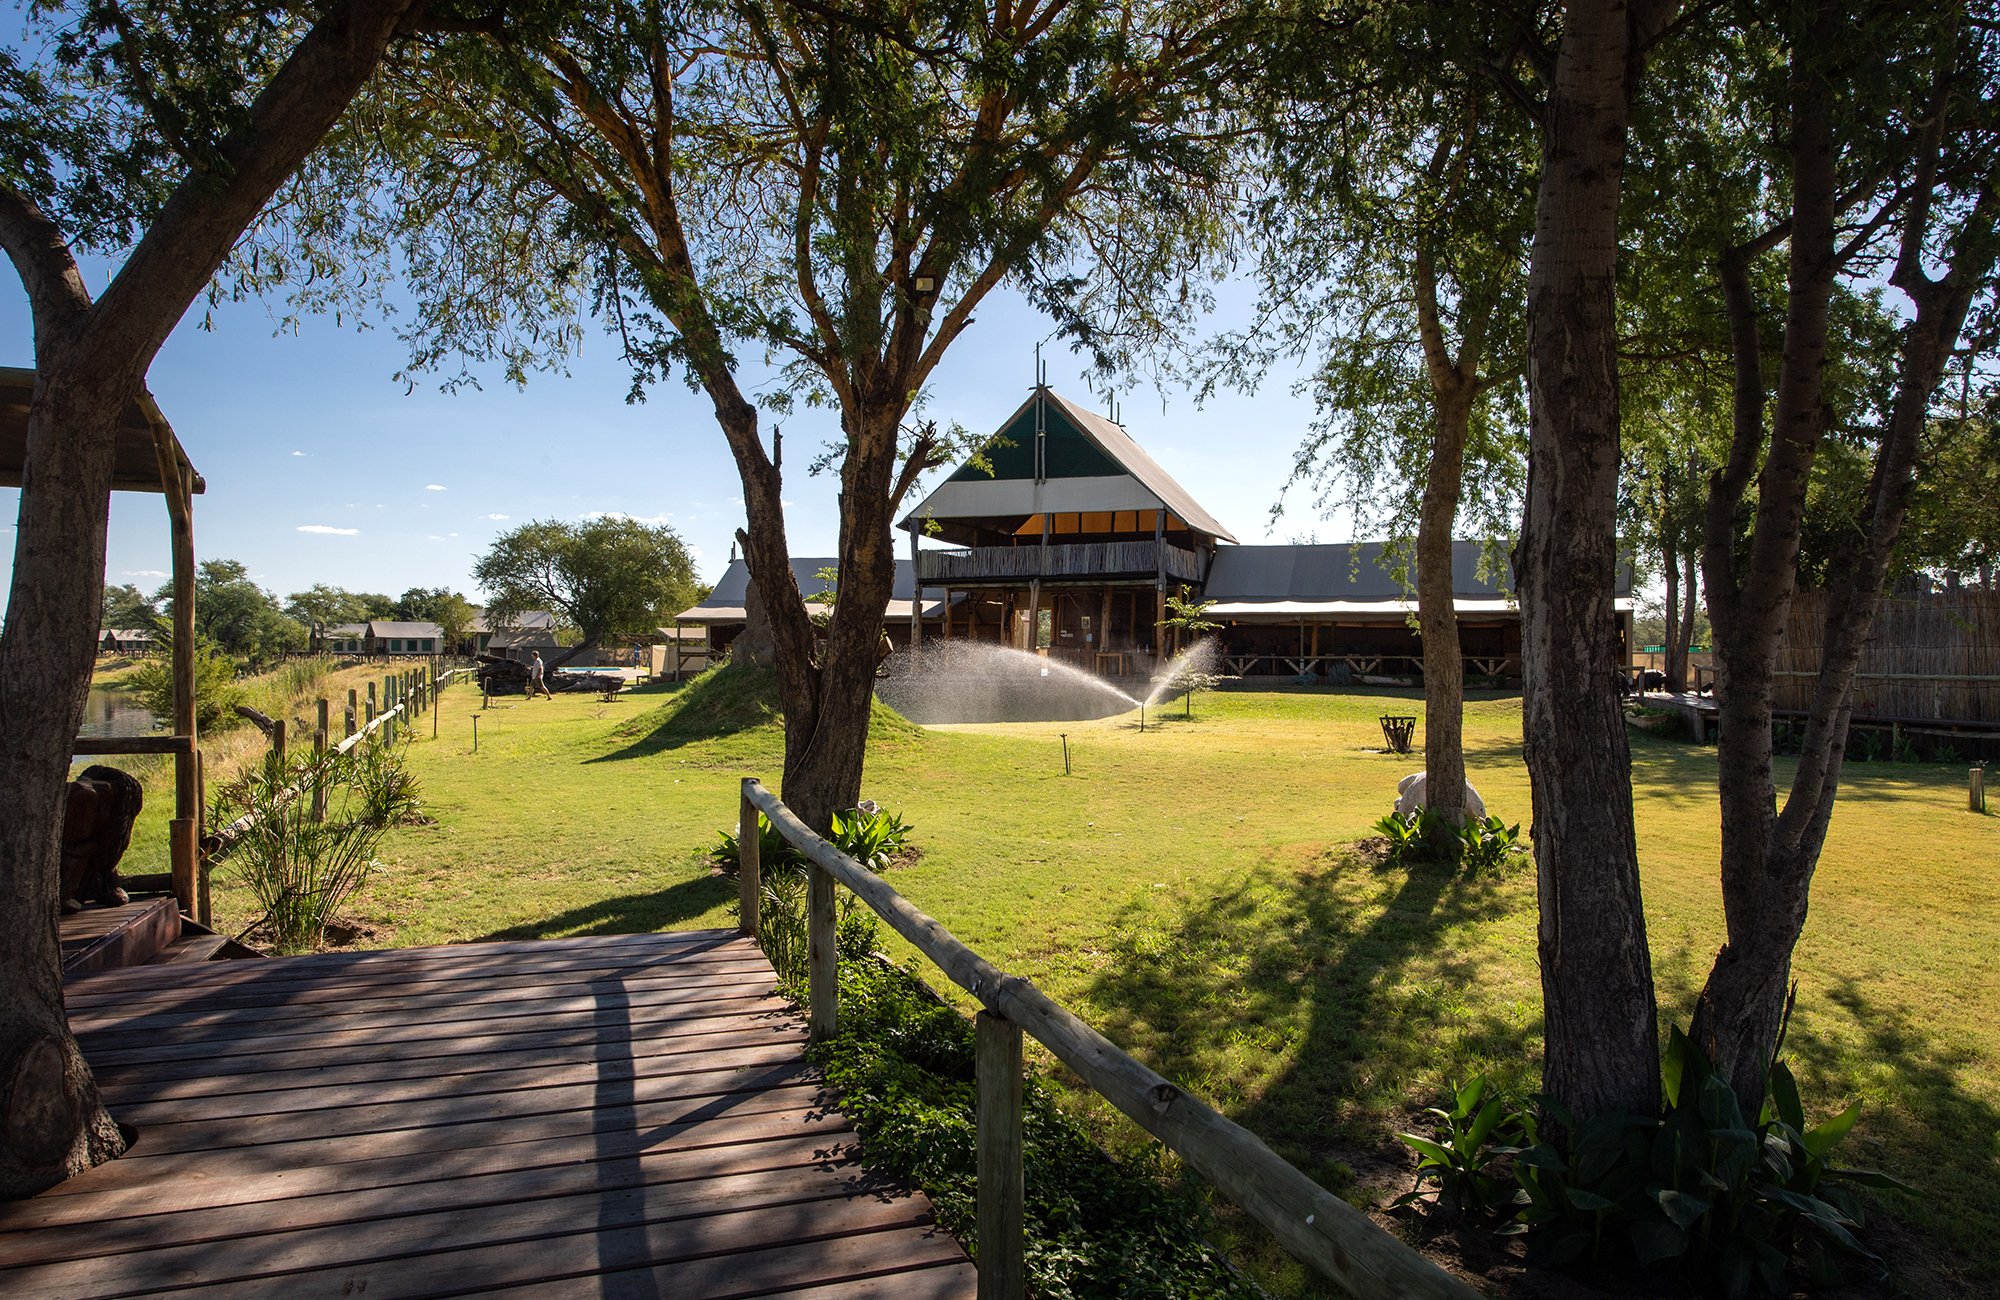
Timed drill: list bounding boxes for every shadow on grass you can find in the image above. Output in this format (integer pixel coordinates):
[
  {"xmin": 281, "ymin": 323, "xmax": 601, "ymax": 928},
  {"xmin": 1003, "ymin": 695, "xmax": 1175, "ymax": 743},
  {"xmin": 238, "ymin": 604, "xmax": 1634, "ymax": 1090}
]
[
  {"xmin": 1785, "ymin": 975, "xmax": 2000, "ymax": 1291},
  {"xmin": 474, "ymin": 873, "xmax": 736, "ymax": 941},
  {"xmin": 1081, "ymin": 852, "xmax": 1522, "ymax": 1190}
]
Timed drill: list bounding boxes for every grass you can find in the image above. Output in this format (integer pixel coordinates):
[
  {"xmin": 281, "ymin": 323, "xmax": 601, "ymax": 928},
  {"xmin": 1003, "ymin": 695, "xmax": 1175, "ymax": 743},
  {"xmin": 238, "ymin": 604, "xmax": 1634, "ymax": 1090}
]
[{"xmin": 199, "ymin": 669, "xmax": 2000, "ymax": 1295}]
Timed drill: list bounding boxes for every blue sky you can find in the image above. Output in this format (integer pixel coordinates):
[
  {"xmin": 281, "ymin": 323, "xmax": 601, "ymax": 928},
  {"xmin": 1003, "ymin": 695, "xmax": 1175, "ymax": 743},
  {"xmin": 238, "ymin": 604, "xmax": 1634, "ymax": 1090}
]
[{"xmin": 0, "ymin": 263, "xmax": 1333, "ymax": 613}]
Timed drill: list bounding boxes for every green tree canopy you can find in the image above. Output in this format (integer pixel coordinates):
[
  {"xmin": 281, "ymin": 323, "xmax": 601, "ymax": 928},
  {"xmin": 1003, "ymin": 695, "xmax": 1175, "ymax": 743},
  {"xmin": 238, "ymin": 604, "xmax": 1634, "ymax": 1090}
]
[
  {"xmin": 100, "ymin": 583, "xmax": 157, "ymax": 630},
  {"xmin": 162, "ymin": 560, "xmax": 302, "ymax": 663},
  {"xmin": 473, "ymin": 517, "xmax": 699, "ymax": 660}
]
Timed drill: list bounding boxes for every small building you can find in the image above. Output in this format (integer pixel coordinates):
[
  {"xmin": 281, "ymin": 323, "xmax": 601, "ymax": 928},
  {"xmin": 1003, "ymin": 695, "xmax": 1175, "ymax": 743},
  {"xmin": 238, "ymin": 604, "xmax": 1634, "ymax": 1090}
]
[
  {"xmin": 99, "ymin": 628, "xmax": 157, "ymax": 655},
  {"xmin": 327, "ymin": 620, "xmax": 446, "ymax": 656},
  {"xmin": 674, "ymin": 557, "xmax": 951, "ymax": 660},
  {"xmin": 469, "ymin": 608, "xmax": 560, "ymax": 658}
]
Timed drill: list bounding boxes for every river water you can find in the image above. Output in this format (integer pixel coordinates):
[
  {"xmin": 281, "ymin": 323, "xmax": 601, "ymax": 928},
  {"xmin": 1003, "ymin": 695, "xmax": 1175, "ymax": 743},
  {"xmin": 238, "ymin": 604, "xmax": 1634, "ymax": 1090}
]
[{"xmin": 76, "ymin": 687, "xmax": 160, "ymax": 748}]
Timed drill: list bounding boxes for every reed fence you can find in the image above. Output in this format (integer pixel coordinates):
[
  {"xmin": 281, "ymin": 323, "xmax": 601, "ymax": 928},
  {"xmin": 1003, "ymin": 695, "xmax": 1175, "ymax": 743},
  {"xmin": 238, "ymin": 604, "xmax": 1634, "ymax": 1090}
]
[{"xmin": 1775, "ymin": 589, "xmax": 2000, "ymax": 726}]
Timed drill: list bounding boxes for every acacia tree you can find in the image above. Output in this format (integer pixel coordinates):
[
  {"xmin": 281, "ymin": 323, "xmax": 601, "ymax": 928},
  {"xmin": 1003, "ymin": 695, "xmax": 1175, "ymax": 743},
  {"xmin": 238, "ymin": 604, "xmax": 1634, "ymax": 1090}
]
[
  {"xmin": 473, "ymin": 517, "xmax": 700, "ymax": 664},
  {"xmin": 357, "ymin": 0, "xmax": 1238, "ymax": 829},
  {"xmin": 1686, "ymin": 0, "xmax": 2000, "ymax": 1109},
  {"xmin": 0, "ymin": 0, "xmax": 420, "ymax": 1193},
  {"xmin": 1235, "ymin": 3, "xmax": 1534, "ymax": 849}
]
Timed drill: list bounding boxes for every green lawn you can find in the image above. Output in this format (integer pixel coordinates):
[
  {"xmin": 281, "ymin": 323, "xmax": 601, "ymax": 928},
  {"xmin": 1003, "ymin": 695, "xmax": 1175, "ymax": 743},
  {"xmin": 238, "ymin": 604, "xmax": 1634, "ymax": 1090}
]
[{"xmin": 205, "ymin": 673, "xmax": 2000, "ymax": 1295}]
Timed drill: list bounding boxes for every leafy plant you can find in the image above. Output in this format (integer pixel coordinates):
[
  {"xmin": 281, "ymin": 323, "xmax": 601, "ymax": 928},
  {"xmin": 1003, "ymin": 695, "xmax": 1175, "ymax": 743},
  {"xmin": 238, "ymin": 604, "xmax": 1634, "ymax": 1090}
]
[
  {"xmin": 212, "ymin": 749, "xmax": 385, "ymax": 954},
  {"xmin": 1373, "ymin": 809, "xmax": 1420, "ymax": 863},
  {"xmin": 1508, "ymin": 1028, "xmax": 1909, "ymax": 1297},
  {"xmin": 715, "ymin": 801, "xmax": 915, "ymax": 874},
  {"xmin": 1394, "ymin": 1074, "xmax": 1523, "ymax": 1218},
  {"xmin": 1457, "ymin": 814, "xmax": 1523, "ymax": 873},
  {"xmin": 352, "ymin": 736, "xmax": 424, "ymax": 826},
  {"xmin": 1374, "ymin": 808, "xmax": 1521, "ymax": 873}
]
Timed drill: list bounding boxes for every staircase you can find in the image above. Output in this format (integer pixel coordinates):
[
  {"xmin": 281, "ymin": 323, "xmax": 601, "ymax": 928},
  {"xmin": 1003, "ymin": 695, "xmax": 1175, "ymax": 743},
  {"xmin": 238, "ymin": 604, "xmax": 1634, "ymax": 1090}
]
[{"xmin": 60, "ymin": 896, "xmax": 260, "ymax": 982}]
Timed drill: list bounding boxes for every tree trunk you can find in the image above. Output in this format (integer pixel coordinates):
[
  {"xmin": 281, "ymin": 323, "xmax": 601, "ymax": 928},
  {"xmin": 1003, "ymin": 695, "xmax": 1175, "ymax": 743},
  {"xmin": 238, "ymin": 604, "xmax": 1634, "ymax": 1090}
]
[
  {"xmin": 1517, "ymin": 0, "xmax": 1668, "ymax": 1123},
  {"xmin": 0, "ymin": 0, "xmax": 418, "ymax": 1196},
  {"xmin": 1418, "ymin": 392, "xmax": 1470, "ymax": 850},
  {"xmin": 1675, "ymin": 543, "xmax": 1697, "ymax": 691},
  {"xmin": 1662, "ymin": 532, "xmax": 1683, "ymax": 693},
  {"xmin": 0, "ymin": 369, "xmax": 132, "ymax": 1195}
]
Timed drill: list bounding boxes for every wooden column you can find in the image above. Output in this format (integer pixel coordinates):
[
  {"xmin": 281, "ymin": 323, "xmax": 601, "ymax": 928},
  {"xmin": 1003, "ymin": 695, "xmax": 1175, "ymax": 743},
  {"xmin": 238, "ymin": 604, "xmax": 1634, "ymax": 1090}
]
[
  {"xmin": 808, "ymin": 864, "xmax": 838, "ymax": 1039},
  {"xmin": 1025, "ymin": 581, "xmax": 1041, "ymax": 652},
  {"xmin": 738, "ymin": 779, "xmax": 761, "ymax": 937},
  {"xmin": 1153, "ymin": 508, "xmax": 1167, "ymax": 657},
  {"xmin": 976, "ymin": 1010, "xmax": 1026, "ymax": 1300},
  {"xmin": 908, "ymin": 529, "xmax": 923, "ymax": 653},
  {"xmin": 1099, "ymin": 587, "xmax": 1113, "ymax": 656},
  {"xmin": 152, "ymin": 431, "xmax": 199, "ymax": 918}
]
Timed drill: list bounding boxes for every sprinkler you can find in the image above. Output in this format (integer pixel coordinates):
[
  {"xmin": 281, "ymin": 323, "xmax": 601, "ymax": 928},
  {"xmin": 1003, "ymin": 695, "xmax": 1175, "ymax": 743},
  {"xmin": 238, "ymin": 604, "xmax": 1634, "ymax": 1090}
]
[{"xmin": 472, "ymin": 715, "xmax": 479, "ymax": 753}]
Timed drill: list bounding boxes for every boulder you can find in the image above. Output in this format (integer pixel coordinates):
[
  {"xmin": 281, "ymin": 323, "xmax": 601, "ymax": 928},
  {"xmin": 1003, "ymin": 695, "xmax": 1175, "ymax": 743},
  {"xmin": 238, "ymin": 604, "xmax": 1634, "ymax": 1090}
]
[{"xmin": 1394, "ymin": 772, "xmax": 1487, "ymax": 822}]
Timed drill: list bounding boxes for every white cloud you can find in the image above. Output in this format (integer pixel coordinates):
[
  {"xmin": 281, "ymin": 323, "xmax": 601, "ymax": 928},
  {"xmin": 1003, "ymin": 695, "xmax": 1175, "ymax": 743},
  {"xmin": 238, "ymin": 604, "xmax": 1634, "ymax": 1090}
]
[
  {"xmin": 583, "ymin": 510, "xmax": 674, "ymax": 526},
  {"xmin": 482, "ymin": 513, "xmax": 509, "ymax": 521},
  {"xmin": 122, "ymin": 569, "xmax": 167, "ymax": 578},
  {"xmin": 426, "ymin": 532, "xmax": 463, "ymax": 541},
  {"xmin": 290, "ymin": 450, "xmax": 307, "ymax": 458},
  {"xmin": 297, "ymin": 524, "xmax": 360, "ymax": 536},
  {"xmin": 424, "ymin": 484, "xmax": 447, "ymax": 492}
]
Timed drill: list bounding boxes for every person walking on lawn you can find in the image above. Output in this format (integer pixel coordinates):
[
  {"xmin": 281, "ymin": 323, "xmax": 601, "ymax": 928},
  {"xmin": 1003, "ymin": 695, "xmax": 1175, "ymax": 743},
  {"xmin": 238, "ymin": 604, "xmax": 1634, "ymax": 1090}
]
[{"xmin": 526, "ymin": 650, "xmax": 554, "ymax": 699}]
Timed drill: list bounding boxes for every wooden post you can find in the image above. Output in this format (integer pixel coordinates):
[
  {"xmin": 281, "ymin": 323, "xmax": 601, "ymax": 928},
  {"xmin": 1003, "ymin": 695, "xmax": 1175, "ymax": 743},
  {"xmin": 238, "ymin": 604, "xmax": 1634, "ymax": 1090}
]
[
  {"xmin": 193, "ymin": 751, "xmax": 209, "ymax": 927},
  {"xmin": 347, "ymin": 687, "xmax": 358, "ymax": 737},
  {"xmin": 271, "ymin": 718, "xmax": 287, "ymax": 772},
  {"xmin": 739, "ymin": 780, "xmax": 761, "ymax": 937},
  {"xmin": 155, "ymin": 437, "xmax": 199, "ymax": 917},
  {"xmin": 976, "ymin": 1010, "xmax": 1026, "ymax": 1300},
  {"xmin": 808, "ymin": 863, "xmax": 838, "ymax": 1039},
  {"xmin": 908, "ymin": 528, "xmax": 923, "ymax": 655},
  {"xmin": 169, "ymin": 817, "xmax": 198, "ymax": 923},
  {"xmin": 1974, "ymin": 767, "xmax": 1987, "ymax": 814}
]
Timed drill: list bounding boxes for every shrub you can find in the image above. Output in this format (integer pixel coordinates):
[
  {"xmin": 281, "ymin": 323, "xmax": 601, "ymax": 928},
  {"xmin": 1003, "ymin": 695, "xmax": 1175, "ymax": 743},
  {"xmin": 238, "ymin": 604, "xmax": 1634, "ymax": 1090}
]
[
  {"xmin": 130, "ymin": 636, "xmax": 244, "ymax": 732},
  {"xmin": 809, "ymin": 957, "xmax": 1255, "ymax": 1297},
  {"xmin": 1508, "ymin": 1027, "xmax": 1908, "ymax": 1297},
  {"xmin": 713, "ymin": 801, "xmax": 916, "ymax": 874},
  {"xmin": 1394, "ymin": 1074, "xmax": 1523, "ymax": 1219},
  {"xmin": 212, "ymin": 749, "xmax": 385, "ymax": 954},
  {"xmin": 1373, "ymin": 809, "xmax": 1522, "ymax": 873}
]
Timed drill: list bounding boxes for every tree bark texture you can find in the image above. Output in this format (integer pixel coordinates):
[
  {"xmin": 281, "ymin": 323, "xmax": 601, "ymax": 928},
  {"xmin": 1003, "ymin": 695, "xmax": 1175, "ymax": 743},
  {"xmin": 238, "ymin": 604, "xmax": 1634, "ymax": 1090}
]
[
  {"xmin": 1661, "ymin": 531, "xmax": 1684, "ymax": 694},
  {"xmin": 0, "ymin": 0, "xmax": 419, "ymax": 1196},
  {"xmin": 1417, "ymin": 393, "xmax": 1470, "ymax": 840},
  {"xmin": 1518, "ymin": 0, "xmax": 1670, "ymax": 1122},
  {"xmin": 1693, "ymin": 23, "xmax": 1998, "ymax": 1107}
]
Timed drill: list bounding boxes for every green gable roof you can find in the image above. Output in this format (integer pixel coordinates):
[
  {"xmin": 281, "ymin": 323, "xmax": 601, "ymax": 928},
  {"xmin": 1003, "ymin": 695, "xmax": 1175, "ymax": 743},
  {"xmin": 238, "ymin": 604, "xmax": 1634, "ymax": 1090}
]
[{"xmin": 948, "ymin": 399, "xmax": 1121, "ymax": 482}]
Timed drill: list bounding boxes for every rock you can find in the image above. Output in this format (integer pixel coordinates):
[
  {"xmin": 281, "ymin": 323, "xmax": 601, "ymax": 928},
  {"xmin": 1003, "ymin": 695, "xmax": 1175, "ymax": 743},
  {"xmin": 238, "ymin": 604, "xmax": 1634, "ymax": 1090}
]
[{"xmin": 1394, "ymin": 772, "xmax": 1487, "ymax": 822}]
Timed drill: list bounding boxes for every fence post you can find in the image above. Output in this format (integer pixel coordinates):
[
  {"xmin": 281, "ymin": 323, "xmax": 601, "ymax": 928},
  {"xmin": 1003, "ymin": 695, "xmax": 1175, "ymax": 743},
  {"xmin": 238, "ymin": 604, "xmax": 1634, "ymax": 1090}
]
[
  {"xmin": 271, "ymin": 718, "xmax": 287, "ymax": 771},
  {"xmin": 347, "ymin": 688, "xmax": 358, "ymax": 738},
  {"xmin": 808, "ymin": 861, "xmax": 838, "ymax": 1040},
  {"xmin": 976, "ymin": 1010, "xmax": 1026, "ymax": 1300},
  {"xmin": 738, "ymin": 779, "xmax": 761, "ymax": 938},
  {"xmin": 1974, "ymin": 766, "xmax": 1987, "ymax": 814},
  {"xmin": 312, "ymin": 698, "xmax": 330, "ymax": 823}
]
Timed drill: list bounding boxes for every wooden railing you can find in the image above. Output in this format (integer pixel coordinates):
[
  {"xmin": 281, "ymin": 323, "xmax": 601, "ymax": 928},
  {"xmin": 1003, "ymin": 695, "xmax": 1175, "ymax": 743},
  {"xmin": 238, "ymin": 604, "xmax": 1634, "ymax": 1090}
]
[
  {"xmin": 737, "ymin": 777, "xmax": 1476, "ymax": 1300},
  {"xmin": 918, "ymin": 539, "xmax": 1206, "ymax": 585}
]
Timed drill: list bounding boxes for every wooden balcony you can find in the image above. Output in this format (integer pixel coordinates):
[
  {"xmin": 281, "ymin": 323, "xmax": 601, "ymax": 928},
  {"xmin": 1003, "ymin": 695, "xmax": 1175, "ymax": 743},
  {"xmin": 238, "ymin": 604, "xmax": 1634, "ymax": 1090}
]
[{"xmin": 918, "ymin": 539, "xmax": 1205, "ymax": 586}]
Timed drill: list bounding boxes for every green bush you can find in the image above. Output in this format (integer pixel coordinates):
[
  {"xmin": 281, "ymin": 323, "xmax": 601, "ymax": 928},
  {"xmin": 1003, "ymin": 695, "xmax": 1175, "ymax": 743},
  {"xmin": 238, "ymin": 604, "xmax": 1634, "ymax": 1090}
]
[
  {"xmin": 1393, "ymin": 1074, "xmax": 1523, "ymax": 1219},
  {"xmin": 713, "ymin": 802, "xmax": 915, "ymax": 874},
  {"xmin": 351, "ymin": 736, "xmax": 425, "ymax": 826},
  {"xmin": 1373, "ymin": 808, "xmax": 1522, "ymax": 873},
  {"xmin": 130, "ymin": 636, "xmax": 244, "ymax": 732},
  {"xmin": 1507, "ymin": 1028, "xmax": 1908, "ymax": 1297},
  {"xmin": 808, "ymin": 957, "xmax": 1255, "ymax": 1298}
]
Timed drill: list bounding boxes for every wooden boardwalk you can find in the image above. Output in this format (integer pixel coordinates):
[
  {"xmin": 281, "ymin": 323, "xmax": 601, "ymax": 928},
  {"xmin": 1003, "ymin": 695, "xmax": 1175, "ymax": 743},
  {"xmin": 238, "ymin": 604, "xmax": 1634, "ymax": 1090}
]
[{"xmin": 3, "ymin": 929, "xmax": 973, "ymax": 1298}]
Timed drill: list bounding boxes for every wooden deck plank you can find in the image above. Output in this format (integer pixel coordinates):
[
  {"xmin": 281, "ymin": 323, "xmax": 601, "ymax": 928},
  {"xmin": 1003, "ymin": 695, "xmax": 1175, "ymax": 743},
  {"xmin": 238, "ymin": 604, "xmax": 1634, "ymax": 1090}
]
[
  {"xmin": 92, "ymin": 1023, "xmax": 809, "ymax": 1104},
  {"xmin": 13, "ymin": 930, "xmax": 968, "ymax": 1298},
  {"xmin": 102, "ymin": 1039, "xmax": 812, "ymax": 1126},
  {"xmin": 76, "ymin": 978, "xmax": 783, "ymax": 1047},
  {"xmin": 77, "ymin": 992, "xmax": 795, "ymax": 1069},
  {"xmin": 2, "ymin": 1110, "xmax": 855, "ymax": 1229},
  {"xmin": 72, "ymin": 961, "xmax": 779, "ymax": 1027},
  {"xmin": 81, "ymin": 1005, "xmax": 800, "ymax": 1086}
]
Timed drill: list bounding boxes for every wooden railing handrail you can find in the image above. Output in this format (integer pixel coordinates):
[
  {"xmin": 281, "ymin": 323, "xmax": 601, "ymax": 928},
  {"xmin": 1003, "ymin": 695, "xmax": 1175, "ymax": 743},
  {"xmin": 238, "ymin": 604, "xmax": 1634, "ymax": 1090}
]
[{"xmin": 740, "ymin": 777, "xmax": 1476, "ymax": 1300}]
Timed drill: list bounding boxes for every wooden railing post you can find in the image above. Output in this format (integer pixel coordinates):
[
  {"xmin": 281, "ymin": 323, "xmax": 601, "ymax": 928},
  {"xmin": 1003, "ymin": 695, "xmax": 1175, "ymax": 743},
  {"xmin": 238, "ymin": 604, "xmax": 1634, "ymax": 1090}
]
[
  {"xmin": 1974, "ymin": 766, "xmax": 1987, "ymax": 814},
  {"xmin": 347, "ymin": 688, "xmax": 358, "ymax": 737},
  {"xmin": 738, "ymin": 779, "xmax": 761, "ymax": 938},
  {"xmin": 808, "ymin": 861, "xmax": 838, "ymax": 1040},
  {"xmin": 312, "ymin": 698, "xmax": 330, "ymax": 823},
  {"xmin": 976, "ymin": 1010, "xmax": 1025, "ymax": 1300}
]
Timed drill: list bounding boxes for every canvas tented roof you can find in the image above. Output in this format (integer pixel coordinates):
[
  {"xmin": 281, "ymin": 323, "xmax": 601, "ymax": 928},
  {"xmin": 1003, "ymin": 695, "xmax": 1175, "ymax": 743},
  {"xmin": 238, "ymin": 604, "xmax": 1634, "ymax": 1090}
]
[
  {"xmin": 676, "ymin": 557, "xmax": 950, "ymax": 624},
  {"xmin": 899, "ymin": 388, "xmax": 1235, "ymax": 544}
]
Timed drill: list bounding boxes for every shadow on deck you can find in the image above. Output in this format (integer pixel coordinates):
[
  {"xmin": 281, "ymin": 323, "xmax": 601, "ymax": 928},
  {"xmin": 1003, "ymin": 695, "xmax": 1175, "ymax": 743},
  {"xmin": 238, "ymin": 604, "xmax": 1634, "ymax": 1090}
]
[{"xmin": 5, "ymin": 930, "xmax": 972, "ymax": 1297}]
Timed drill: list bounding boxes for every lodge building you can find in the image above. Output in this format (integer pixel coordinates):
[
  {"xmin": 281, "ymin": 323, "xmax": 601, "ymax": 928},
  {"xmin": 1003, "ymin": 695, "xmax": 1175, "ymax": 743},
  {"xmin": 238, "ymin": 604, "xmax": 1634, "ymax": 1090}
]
[{"xmin": 678, "ymin": 387, "xmax": 1634, "ymax": 679}]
